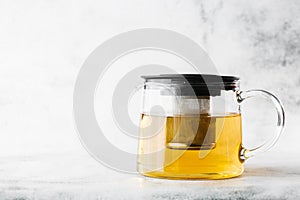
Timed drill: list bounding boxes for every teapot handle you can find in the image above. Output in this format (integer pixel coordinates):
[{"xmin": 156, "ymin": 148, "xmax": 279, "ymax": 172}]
[{"xmin": 237, "ymin": 89, "xmax": 285, "ymax": 160}]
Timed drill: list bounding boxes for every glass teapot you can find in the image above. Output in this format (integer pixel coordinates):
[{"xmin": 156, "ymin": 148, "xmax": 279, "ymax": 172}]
[{"xmin": 137, "ymin": 74, "xmax": 285, "ymax": 179}]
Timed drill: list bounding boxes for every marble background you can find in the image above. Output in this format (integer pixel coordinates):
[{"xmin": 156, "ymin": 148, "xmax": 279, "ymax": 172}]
[{"xmin": 0, "ymin": 0, "xmax": 299, "ymax": 199}]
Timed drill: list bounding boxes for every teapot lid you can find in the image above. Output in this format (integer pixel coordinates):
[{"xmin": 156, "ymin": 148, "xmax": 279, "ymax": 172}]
[{"xmin": 141, "ymin": 74, "xmax": 239, "ymax": 96}]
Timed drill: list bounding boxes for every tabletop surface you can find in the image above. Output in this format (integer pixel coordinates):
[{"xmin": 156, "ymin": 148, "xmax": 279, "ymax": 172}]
[{"xmin": 1, "ymin": 151, "xmax": 299, "ymax": 200}]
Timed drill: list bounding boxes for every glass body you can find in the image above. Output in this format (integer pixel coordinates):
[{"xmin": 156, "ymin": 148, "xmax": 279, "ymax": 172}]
[
  {"xmin": 138, "ymin": 82, "xmax": 242, "ymax": 179},
  {"xmin": 137, "ymin": 75, "xmax": 285, "ymax": 180}
]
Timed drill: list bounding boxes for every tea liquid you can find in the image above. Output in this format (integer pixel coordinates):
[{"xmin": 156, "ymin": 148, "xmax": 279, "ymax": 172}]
[{"xmin": 138, "ymin": 113, "xmax": 243, "ymax": 179}]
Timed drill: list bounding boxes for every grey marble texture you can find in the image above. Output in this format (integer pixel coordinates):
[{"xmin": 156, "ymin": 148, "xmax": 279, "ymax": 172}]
[{"xmin": 0, "ymin": 0, "xmax": 299, "ymax": 199}]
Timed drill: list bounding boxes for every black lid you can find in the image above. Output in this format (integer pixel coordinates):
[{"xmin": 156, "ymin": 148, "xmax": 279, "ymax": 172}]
[{"xmin": 141, "ymin": 74, "xmax": 239, "ymax": 96}]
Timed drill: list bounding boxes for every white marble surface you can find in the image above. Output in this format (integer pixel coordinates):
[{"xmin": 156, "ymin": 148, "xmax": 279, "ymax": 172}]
[
  {"xmin": 0, "ymin": 0, "xmax": 300, "ymax": 199},
  {"xmin": 1, "ymin": 151, "xmax": 300, "ymax": 199}
]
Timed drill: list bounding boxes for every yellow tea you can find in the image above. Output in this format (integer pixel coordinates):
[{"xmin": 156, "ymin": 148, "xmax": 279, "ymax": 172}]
[{"xmin": 138, "ymin": 113, "xmax": 243, "ymax": 179}]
